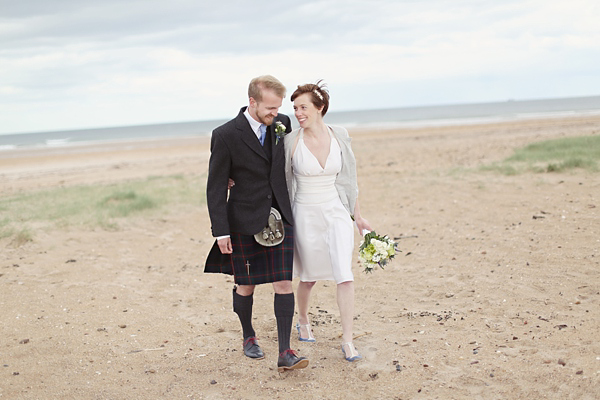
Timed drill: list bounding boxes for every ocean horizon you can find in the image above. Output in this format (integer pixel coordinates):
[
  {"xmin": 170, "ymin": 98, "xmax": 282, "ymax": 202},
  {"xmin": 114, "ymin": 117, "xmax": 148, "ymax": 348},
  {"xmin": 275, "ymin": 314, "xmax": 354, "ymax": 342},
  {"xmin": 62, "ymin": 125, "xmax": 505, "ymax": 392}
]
[{"xmin": 2, "ymin": 95, "xmax": 600, "ymax": 151}]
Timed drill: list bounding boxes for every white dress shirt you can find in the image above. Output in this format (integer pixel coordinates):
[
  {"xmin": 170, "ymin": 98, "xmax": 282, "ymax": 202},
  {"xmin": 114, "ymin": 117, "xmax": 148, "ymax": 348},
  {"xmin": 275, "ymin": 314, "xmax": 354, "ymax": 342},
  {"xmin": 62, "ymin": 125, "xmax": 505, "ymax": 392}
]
[{"xmin": 244, "ymin": 108, "xmax": 264, "ymax": 141}]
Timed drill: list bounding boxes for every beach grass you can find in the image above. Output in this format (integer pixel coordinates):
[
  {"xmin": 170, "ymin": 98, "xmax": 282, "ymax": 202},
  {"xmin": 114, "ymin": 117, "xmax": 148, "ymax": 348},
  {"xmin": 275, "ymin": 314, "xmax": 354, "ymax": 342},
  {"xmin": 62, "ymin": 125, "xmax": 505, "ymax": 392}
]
[
  {"xmin": 481, "ymin": 134, "xmax": 600, "ymax": 174},
  {"xmin": 0, "ymin": 174, "xmax": 205, "ymax": 243}
]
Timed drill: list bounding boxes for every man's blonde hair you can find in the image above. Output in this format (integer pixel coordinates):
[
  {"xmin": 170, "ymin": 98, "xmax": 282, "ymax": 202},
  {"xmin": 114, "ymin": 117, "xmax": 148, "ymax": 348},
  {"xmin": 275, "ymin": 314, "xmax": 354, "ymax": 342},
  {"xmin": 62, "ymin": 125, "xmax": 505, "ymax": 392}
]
[{"xmin": 248, "ymin": 75, "xmax": 286, "ymax": 102}]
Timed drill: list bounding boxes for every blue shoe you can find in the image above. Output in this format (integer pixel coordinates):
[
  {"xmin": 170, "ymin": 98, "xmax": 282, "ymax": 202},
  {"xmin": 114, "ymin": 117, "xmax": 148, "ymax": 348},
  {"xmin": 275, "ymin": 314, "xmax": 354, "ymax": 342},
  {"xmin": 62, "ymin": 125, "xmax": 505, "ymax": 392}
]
[
  {"xmin": 341, "ymin": 342, "xmax": 362, "ymax": 362},
  {"xmin": 296, "ymin": 323, "xmax": 316, "ymax": 342}
]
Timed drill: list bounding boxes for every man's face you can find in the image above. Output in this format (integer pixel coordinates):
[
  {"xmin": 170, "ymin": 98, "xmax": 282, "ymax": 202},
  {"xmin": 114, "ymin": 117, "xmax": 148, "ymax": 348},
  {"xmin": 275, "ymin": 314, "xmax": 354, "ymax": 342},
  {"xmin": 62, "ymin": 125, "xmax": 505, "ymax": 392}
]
[{"xmin": 249, "ymin": 89, "xmax": 283, "ymax": 126}]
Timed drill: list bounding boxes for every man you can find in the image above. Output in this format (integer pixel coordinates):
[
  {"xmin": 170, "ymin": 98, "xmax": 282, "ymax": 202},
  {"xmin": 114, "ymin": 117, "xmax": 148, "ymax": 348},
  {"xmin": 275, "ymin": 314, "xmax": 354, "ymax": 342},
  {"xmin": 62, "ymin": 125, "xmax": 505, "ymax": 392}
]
[{"xmin": 205, "ymin": 75, "xmax": 308, "ymax": 372}]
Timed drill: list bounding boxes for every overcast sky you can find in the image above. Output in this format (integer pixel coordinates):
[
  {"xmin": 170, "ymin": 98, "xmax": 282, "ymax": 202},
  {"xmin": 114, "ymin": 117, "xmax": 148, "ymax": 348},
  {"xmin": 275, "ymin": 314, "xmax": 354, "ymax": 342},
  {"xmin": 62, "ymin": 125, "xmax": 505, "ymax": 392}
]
[{"xmin": 1, "ymin": 0, "xmax": 599, "ymax": 134}]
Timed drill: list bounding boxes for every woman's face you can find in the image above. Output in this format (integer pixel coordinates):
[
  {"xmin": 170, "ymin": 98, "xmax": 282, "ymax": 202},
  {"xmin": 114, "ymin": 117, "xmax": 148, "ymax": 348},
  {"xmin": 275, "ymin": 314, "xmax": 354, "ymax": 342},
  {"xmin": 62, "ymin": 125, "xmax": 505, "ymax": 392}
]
[{"xmin": 293, "ymin": 93, "xmax": 323, "ymax": 129}]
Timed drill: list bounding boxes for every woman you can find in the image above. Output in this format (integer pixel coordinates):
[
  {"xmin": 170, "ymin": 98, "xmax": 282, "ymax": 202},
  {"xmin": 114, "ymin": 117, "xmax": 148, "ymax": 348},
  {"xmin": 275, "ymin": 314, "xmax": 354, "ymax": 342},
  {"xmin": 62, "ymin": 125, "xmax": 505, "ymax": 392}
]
[{"xmin": 284, "ymin": 81, "xmax": 371, "ymax": 362}]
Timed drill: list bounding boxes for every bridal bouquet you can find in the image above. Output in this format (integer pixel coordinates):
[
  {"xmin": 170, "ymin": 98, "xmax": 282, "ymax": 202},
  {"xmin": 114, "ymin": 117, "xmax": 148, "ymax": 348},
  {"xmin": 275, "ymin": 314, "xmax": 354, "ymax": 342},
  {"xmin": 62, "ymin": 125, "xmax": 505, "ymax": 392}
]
[{"xmin": 358, "ymin": 231, "xmax": 397, "ymax": 273}]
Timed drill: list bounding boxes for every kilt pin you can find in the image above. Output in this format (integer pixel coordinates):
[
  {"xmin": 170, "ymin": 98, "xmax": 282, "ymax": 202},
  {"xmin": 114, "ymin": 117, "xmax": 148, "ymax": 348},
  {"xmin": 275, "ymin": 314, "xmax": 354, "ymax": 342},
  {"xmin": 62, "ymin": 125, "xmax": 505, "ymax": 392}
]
[{"xmin": 205, "ymin": 223, "xmax": 294, "ymax": 285}]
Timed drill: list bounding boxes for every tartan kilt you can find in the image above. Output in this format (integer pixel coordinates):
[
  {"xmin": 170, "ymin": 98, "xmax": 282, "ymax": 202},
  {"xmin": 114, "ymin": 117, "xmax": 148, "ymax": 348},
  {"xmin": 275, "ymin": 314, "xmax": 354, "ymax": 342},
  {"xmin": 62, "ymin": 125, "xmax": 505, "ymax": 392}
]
[{"xmin": 204, "ymin": 223, "xmax": 294, "ymax": 285}]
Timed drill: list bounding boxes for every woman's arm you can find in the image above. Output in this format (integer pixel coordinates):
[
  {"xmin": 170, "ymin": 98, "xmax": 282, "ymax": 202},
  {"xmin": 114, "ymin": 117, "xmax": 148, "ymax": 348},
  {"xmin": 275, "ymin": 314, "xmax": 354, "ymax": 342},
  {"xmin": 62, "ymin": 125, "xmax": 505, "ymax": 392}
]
[{"xmin": 353, "ymin": 198, "xmax": 372, "ymax": 235}]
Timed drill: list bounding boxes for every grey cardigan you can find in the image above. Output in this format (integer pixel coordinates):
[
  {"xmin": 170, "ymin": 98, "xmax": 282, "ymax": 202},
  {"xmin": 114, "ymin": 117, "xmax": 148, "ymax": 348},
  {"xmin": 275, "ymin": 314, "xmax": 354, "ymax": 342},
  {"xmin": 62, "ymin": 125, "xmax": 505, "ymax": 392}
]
[{"xmin": 284, "ymin": 125, "xmax": 359, "ymax": 217}]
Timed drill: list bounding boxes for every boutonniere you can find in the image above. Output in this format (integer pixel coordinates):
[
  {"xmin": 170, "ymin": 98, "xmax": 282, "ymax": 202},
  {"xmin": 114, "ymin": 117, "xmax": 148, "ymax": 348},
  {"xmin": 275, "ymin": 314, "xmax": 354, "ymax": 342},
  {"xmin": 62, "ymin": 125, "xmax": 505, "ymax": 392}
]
[{"xmin": 274, "ymin": 121, "xmax": 287, "ymax": 145}]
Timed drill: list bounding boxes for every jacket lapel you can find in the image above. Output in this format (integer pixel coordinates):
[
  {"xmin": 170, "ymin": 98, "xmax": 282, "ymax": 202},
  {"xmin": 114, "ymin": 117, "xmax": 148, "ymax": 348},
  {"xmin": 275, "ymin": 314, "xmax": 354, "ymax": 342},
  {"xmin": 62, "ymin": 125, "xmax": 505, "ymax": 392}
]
[{"xmin": 236, "ymin": 110, "xmax": 268, "ymax": 161}]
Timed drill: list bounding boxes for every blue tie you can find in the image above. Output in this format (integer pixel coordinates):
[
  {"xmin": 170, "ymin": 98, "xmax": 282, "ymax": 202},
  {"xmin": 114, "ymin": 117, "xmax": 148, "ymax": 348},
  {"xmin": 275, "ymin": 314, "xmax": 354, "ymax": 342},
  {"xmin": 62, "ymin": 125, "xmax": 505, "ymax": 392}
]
[{"xmin": 259, "ymin": 124, "xmax": 267, "ymax": 146}]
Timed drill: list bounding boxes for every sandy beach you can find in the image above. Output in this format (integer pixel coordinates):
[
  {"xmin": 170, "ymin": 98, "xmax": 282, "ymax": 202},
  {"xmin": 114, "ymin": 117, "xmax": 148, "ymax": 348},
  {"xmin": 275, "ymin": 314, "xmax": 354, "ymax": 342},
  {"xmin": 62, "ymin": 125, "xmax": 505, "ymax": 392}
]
[{"xmin": 1, "ymin": 115, "xmax": 599, "ymax": 399}]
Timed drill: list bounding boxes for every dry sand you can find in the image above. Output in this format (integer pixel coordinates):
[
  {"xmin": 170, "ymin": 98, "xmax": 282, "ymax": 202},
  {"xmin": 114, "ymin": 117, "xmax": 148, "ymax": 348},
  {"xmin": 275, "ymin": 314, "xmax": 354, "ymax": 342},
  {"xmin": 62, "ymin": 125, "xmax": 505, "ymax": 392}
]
[{"xmin": 1, "ymin": 116, "xmax": 599, "ymax": 399}]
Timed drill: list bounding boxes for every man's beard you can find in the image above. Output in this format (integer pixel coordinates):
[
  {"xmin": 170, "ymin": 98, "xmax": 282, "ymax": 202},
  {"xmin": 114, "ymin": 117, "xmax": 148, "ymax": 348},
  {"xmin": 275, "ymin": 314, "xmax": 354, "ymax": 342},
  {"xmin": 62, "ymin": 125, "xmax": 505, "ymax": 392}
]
[{"xmin": 259, "ymin": 113, "xmax": 275, "ymax": 126}]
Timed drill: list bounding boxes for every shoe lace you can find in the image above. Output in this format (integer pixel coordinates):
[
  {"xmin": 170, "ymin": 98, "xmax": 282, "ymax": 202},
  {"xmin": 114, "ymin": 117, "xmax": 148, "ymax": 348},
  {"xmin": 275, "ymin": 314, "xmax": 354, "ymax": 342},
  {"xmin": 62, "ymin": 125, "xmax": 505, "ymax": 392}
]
[
  {"xmin": 280, "ymin": 349, "xmax": 298, "ymax": 357},
  {"xmin": 244, "ymin": 337, "xmax": 258, "ymax": 347}
]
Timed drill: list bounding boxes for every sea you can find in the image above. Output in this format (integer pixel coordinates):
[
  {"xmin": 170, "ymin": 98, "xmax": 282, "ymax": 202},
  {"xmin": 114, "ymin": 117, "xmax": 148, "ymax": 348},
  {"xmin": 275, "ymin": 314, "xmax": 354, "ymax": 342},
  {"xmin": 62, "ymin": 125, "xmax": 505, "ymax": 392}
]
[{"xmin": 2, "ymin": 95, "xmax": 600, "ymax": 151}]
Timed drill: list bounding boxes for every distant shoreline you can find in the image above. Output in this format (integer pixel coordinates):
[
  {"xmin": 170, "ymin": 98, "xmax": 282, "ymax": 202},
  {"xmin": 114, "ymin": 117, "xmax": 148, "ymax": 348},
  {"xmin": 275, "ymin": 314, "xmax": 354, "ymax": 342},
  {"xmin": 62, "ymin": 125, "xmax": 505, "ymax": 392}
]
[
  {"xmin": 342, "ymin": 108, "xmax": 600, "ymax": 132},
  {"xmin": 2, "ymin": 113, "xmax": 600, "ymax": 161},
  {"xmin": 3, "ymin": 114, "xmax": 600, "ymax": 184},
  {"xmin": 2, "ymin": 94, "xmax": 600, "ymax": 150}
]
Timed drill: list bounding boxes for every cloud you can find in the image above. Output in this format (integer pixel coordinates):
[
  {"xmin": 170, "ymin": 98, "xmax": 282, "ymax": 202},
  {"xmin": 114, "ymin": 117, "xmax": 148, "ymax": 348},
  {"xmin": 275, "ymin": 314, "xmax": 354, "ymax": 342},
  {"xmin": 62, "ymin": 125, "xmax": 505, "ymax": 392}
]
[{"xmin": 0, "ymin": 0, "xmax": 599, "ymax": 134}]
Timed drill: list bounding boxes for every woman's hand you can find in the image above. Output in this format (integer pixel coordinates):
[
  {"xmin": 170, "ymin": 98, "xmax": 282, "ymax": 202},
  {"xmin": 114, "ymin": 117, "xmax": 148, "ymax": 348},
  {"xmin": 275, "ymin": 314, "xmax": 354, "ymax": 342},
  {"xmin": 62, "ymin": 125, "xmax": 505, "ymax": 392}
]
[{"xmin": 355, "ymin": 216, "xmax": 372, "ymax": 236}]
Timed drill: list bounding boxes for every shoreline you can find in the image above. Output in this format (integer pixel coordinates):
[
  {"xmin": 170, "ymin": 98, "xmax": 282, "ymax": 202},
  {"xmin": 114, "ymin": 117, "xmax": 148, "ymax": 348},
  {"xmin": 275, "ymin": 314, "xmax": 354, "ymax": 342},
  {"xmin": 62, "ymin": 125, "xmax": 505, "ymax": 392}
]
[
  {"xmin": 2, "ymin": 112, "xmax": 600, "ymax": 157},
  {"xmin": 2, "ymin": 114, "xmax": 599, "ymax": 196},
  {"xmin": 2, "ymin": 103, "xmax": 600, "ymax": 151}
]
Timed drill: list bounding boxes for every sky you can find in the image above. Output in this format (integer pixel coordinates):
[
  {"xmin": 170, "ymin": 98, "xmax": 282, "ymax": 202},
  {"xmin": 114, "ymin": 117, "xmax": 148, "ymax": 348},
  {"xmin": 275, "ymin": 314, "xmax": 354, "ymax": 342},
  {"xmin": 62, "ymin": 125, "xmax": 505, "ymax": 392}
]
[{"xmin": 1, "ymin": 0, "xmax": 599, "ymax": 135}]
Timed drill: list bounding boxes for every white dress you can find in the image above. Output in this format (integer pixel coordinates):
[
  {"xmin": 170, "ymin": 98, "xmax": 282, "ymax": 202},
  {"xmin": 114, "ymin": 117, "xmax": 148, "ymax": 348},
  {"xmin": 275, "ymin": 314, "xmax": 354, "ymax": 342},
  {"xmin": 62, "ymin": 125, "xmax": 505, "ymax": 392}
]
[{"xmin": 292, "ymin": 129, "xmax": 354, "ymax": 284}]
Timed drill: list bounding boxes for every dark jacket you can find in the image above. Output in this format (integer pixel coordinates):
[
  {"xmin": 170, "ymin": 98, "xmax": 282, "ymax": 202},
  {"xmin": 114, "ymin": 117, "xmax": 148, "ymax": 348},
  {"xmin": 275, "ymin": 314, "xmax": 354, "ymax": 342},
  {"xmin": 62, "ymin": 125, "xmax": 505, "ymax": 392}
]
[{"xmin": 206, "ymin": 107, "xmax": 293, "ymax": 237}]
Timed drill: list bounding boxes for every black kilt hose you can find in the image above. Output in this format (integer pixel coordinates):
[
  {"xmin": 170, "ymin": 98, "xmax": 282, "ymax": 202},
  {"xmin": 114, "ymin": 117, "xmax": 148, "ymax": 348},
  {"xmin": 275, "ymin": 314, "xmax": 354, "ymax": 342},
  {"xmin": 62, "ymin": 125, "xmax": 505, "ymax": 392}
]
[{"xmin": 205, "ymin": 223, "xmax": 294, "ymax": 285}]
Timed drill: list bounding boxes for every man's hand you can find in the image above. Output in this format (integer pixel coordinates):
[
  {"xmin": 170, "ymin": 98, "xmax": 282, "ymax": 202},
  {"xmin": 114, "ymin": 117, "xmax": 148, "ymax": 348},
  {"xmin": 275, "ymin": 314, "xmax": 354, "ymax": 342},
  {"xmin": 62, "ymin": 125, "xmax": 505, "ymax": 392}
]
[{"xmin": 217, "ymin": 237, "xmax": 233, "ymax": 254}]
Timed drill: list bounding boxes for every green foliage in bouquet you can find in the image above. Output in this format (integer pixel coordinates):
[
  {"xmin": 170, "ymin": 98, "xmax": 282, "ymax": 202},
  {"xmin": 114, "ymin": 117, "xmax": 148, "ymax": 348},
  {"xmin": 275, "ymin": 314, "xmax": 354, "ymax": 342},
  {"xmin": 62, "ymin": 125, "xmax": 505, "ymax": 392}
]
[{"xmin": 358, "ymin": 231, "xmax": 398, "ymax": 273}]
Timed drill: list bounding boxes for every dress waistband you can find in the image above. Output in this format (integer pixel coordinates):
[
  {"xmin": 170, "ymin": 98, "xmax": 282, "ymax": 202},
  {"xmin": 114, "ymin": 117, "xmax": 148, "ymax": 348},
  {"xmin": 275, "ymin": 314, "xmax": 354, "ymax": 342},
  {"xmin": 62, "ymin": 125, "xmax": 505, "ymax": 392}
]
[{"xmin": 294, "ymin": 175, "xmax": 338, "ymax": 205}]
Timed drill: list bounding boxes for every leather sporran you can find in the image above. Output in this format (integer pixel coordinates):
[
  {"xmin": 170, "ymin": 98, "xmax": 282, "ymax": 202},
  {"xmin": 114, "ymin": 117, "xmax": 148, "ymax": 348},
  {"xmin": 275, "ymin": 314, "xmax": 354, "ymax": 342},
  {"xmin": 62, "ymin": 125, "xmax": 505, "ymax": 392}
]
[{"xmin": 254, "ymin": 207, "xmax": 285, "ymax": 247}]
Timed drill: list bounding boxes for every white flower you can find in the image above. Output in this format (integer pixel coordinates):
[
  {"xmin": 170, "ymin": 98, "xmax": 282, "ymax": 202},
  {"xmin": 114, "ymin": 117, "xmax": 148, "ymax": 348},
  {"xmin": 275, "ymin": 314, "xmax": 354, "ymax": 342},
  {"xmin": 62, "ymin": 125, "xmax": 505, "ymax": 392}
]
[
  {"xmin": 373, "ymin": 240, "xmax": 387, "ymax": 254},
  {"xmin": 358, "ymin": 231, "xmax": 399, "ymax": 273},
  {"xmin": 274, "ymin": 121, "xmax": 287, "ymax": 144}
]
